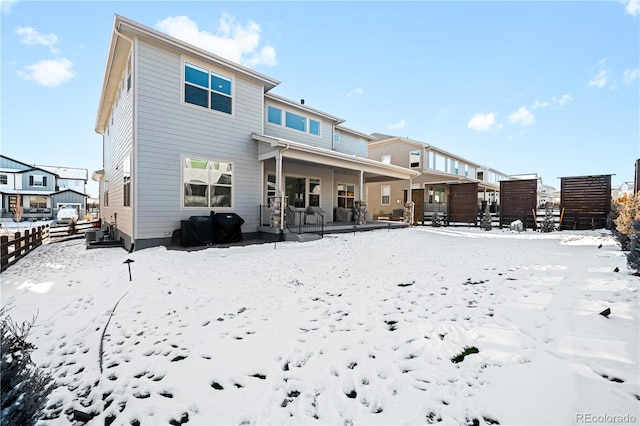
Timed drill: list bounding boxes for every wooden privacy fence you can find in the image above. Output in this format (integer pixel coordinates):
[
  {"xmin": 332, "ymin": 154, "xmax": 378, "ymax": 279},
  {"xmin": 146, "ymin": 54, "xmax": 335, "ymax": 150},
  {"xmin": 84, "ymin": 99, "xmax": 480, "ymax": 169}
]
[
  {"xmin": 499, "ymin": 179, "xmax": 538, "ymax": 229},
  {"xmin": 560, "ymin": 175, "xmax": 611, "ymax": 230},
  {"xmin": 448, "ymin": 182, "xmax": 479, "ymax": 225},
  {"xmin": 1, "ymin": 225, "xmax": 50, "ymax": 272}
]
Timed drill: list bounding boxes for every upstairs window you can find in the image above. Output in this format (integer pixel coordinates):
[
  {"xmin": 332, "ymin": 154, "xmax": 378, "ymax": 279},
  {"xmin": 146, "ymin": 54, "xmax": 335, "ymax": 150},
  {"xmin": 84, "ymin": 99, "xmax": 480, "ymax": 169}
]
[
  {"xmin": 29, "ymin": 175, "xmax": 47, "ymax": 187},
  {"xmin": 410, "ymin": 150, "xmax": 420, "ymax": 168},
  {"xmin": 309, "ymin": 119, "xmax": 321, "ymax": 136},
  {"xmin": 267, "ymin": 106, "xmax": 282, "ymax": 125},
  {"xmin": 267, "ymin": 104, "xmax": 321, "ymax": 136},
  {"xmin": 184, "ymin": 62, "xmax": 232, "ymax": 115},
  {"xmin": 285, "ymin": 111, "xmax": 306, "ymax": 132},
  {"xmin": 0, "ymin": 174, "xmax": 7, "ymax": 185},
  {"xmin": 381, "ymin": 155, "xmax": 391, "ymax": 164}
]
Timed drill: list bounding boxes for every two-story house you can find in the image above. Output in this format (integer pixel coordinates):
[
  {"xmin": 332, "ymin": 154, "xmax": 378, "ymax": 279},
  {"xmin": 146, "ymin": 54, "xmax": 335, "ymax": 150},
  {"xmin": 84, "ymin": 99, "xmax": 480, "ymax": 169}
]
[
  {"xmin": 366, "ymin": 134, "xmax": 511, "ymax": 223},
  {"xmin": 94, "ymin": 15, "xmax": 419, "ymax": 250},
  {"xmin": 0, "ymin": 155, "xmax": 88, "ymax": 220}
]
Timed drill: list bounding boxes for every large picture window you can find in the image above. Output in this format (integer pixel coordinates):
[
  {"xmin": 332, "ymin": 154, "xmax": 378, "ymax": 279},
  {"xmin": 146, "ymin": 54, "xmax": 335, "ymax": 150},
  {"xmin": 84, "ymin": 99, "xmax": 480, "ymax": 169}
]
[
  {"xmin": 183, "ymin": 157, "xmax": 233, "ymax": 208},
  {"xmin": 184, "ymin": 62, "xmax": 232, "ymax": 115}
]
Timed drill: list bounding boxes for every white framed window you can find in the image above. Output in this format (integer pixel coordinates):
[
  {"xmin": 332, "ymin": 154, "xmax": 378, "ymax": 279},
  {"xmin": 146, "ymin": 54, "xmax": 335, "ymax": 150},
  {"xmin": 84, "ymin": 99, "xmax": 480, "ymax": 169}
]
[
  {"xmin": 381, "ymin": 185, "xmax": 391, "ymax": 205},
  {"xmin": 266, "ymin": 104, "xmax": 321, "ymax": 136},
  {"xmin": 104, "ymin": 180, "xmax": 109, "ymax": 207},
  {"xmin": 381, "ymin": 154, "xmax": 391, "ymax": 164},
  {"xmin": 29, "ymin": 175, "xmax": 46, "ymax": 187},
  {"xmin": 184, "ymin": 61, "xmax": 233, "ymax": 115},
  {"xmin": 183, "ymin": 157, "xmax": 233, "ymax": 208},
  {"xmin": 337, "ymin": 183, "xmax": 355, "ymax": 208},
  {"xmin": 0, "ymin": 174, "xmax": 7, "ymax": 185},
  {"xmin": 410, "ymin": 150, "xmax": 420, "ymax": 168}
]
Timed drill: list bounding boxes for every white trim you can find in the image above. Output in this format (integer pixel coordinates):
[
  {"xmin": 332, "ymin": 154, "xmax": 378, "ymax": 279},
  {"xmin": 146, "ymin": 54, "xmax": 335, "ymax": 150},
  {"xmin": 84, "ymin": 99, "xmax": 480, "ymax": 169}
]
[{"xmin": 181, "ymin": 56, "xmax": 235, "ymax": 118}]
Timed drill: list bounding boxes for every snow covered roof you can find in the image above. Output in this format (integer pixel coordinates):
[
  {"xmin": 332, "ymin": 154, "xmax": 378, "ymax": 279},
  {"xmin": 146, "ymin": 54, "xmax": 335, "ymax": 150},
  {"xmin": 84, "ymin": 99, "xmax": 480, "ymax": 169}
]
[{"xmin": 36, "ymin": 165, "xmax": 88, "ymax": 181}]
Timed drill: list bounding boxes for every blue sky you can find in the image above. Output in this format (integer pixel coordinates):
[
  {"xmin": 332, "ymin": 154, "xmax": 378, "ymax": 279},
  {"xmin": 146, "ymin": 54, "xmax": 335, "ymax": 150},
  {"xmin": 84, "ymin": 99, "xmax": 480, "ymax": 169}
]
[{"xmin": 1, "ymin": 0, "xmax": 638, "ymax": 197}]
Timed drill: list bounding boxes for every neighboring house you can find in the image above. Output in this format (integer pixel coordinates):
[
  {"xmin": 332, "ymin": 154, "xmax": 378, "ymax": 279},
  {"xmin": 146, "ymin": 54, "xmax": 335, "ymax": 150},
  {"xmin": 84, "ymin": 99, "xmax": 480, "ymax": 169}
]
[
  {"xmin": 0, "ymin": 155, "xmax": 88, "ymax": 220},
  {"xmin": 612, "ymin": 181, "xmax": 634, "ymax": 202},
  {"xmin": 94, "ymin": 15, "xmax": 419, "ymax": 250},
  {"xmin": 36, "ymin": 164, "xmax": 88, "ymax": 194},
  {"xmin": 366, "ymin": 134, "xmax": 511, "ymax": 222}
]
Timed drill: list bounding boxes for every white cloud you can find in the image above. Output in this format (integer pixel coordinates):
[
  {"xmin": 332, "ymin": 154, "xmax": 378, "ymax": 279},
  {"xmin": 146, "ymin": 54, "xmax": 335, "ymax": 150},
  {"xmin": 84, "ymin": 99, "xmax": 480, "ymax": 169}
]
[
  {"xmin": 1, "ymin": 0, "xmax": 18, "ymax": 14},
  {"xmin": 15, "ymin": 26, "xmax": 59, "ymax": 54},
  {"xmin": 530, "ymin": 99, "xmax": 550, "ymax": 109},
  {"xmin": 508, "ymin": 107, "xmax": 535, "ymax": 127},
  {"xmin": 588, "ymin": 58, "xmax": 609, "ymax": 89},
  {"xmin": 552, "ymin": 94, "xmax": 573, "ymax": 106},
  {"xmin": 156, "ymin": 14, "xmax": 276, "ymax": 68},
  {"xmin": 18, "ymin": 58, "xmax": 75, "ymax": 87},
  {"xmin": 387, "ymin": 120, "xmax": 406, "ymax": 130},
  {"xmin": 467, "ymin": 112, "xmax": 496, "ymax": 132},
  {"xmin": 347, "ymin": 87, "xmax": 363, "ymax": 97},
  {"xmin": 623, "ymin": 68, "xmax": 639, "ymax": 84},
  {"xmin": 623, "ymin": 0, "xmax": 639, "ymax": 16},
  {"xmin": 531, "ymin": 94, "xmax": 572, "ymax": 109}
]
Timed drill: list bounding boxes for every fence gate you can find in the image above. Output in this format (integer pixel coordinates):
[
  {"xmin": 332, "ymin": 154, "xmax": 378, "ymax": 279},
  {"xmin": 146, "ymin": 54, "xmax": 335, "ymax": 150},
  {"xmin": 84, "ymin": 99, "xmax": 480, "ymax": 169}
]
[
  {"xmin": 499, "ymin": 179, "xmax": 537, "ymax": 229},
  {"xmin": 560, "ymin": 175, "xmax": 611, "ymax": 230}
]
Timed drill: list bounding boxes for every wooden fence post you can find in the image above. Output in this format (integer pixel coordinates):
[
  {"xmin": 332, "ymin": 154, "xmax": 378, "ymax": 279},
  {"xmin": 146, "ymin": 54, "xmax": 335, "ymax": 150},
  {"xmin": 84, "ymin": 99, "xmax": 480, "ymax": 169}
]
[{"xmin": 1, "ymin": 235, "xmax": 8, "ymax": 270}]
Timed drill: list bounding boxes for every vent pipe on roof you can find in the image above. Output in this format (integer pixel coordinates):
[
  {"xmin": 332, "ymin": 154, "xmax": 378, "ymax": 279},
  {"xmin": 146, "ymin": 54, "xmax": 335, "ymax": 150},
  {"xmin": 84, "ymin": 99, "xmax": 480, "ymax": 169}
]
[{"xmin": 300, "ymin": 99, "xmax": 305, "ymax": 105}]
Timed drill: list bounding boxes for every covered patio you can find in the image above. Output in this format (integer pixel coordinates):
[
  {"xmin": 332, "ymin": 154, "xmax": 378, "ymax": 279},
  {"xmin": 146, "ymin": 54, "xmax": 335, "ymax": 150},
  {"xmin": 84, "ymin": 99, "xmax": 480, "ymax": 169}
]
[{"xmin": 252, "ymin": 133, "xmax": 420, "ymax": 238}]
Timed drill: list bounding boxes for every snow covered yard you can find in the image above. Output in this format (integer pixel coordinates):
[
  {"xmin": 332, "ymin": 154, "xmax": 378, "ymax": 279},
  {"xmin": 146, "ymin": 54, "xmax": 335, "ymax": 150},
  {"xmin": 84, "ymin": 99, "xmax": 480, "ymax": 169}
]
[{"xmin": 1, "ymin": 227, "xmax": 638, "ymax": 426}]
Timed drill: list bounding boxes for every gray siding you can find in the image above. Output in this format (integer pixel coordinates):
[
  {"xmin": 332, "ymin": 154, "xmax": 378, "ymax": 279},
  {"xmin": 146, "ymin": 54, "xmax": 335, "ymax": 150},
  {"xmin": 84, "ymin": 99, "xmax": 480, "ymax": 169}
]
[
  {"xmin": 135, "ymin": 39, "xmax": 265, "ymax": 240},
  {"xmin": 335, "ymin": 130, "xmax": 368, "ymax": 158},
  {"xmin": 101, "ymin": 45, "xmax": 134, "ymax": 239},
  {"xmin": 0, "ymin": 157, "xmax": 29, "ymax": 170},
  {"xmin": 22, "ymin": 171, "xmax": 56, "ymax": 192}
]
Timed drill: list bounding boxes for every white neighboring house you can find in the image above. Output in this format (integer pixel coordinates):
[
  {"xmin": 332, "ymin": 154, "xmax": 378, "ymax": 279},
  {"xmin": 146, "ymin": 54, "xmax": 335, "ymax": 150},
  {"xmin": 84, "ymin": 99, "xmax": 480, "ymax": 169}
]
[
  {"xmin": 612, "ymin": 181, "xmax": 634, "ymax": 202},
  {"xmin": 0, "ymin": 155, "xmax": 89, "ymax": 221}
]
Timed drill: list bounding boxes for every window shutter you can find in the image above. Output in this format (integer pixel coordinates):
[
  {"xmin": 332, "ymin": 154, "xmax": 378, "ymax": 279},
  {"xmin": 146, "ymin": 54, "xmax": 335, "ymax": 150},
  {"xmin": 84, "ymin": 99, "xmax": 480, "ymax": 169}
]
[
  {"xmin": 29, "ymin": 176, "xmax": 34, "ymax": 185},
  {"xmin": 43, "ymin": 176, "xmax": 47, "ymax": 186}
]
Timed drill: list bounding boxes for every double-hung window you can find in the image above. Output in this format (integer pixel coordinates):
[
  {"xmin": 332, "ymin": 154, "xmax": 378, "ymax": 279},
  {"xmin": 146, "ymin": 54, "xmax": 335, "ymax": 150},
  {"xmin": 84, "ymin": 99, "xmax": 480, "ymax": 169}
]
[
  {"xmin": 183, "ymin": 157, "xmax": 233, "ymax": 208},
  {"xmin": 184, "ymin": 62, "xmax": 232, "ymax": 114},
  {"xmin": 381, "ymin": 186, "xmax": 391, "ymax": 205},
  {"xmin": 410, "ymin": 150, "xmax": 420, "ymax": 168},
  {"xmin": 0, "ymin": 174, "xmax": 7, "ymax": 185}
]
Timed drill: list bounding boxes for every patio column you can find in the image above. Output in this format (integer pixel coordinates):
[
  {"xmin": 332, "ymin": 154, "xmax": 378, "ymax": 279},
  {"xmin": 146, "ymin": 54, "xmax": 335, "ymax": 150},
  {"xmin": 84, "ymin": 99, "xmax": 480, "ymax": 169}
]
[
  {"xmin": 354, "ymin": 170, "xmax": 367, "ymax": 224},
  {"xmin": 404, "ymin": 177, "xmax": 415, "ymax": 225},
  {"xmin": 272, "ymin": 150, "xmax": 285, "ymax": 230}
]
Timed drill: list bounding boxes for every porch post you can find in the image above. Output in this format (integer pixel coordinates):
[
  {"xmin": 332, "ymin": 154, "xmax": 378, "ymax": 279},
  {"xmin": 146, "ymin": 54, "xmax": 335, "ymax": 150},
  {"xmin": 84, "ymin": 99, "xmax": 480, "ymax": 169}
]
[
  {"xmin": 404, "ymin": 177, "xmax": 415, "ymax": 225},
  {"xmin": 355, "ymin": 170, "xmax": 367, "ymax": 225},
  {"xmin": 275, "ymin": 150, "xmax": 285, "ymax": 230}
]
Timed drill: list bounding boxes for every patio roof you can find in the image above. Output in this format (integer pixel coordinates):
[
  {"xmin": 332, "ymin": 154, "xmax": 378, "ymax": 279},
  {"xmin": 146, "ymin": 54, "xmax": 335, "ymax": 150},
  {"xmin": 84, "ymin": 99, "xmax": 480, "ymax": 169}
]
[{"xmin": 252, "ymin": 133, "xmax": 420, "ymax": 182}]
